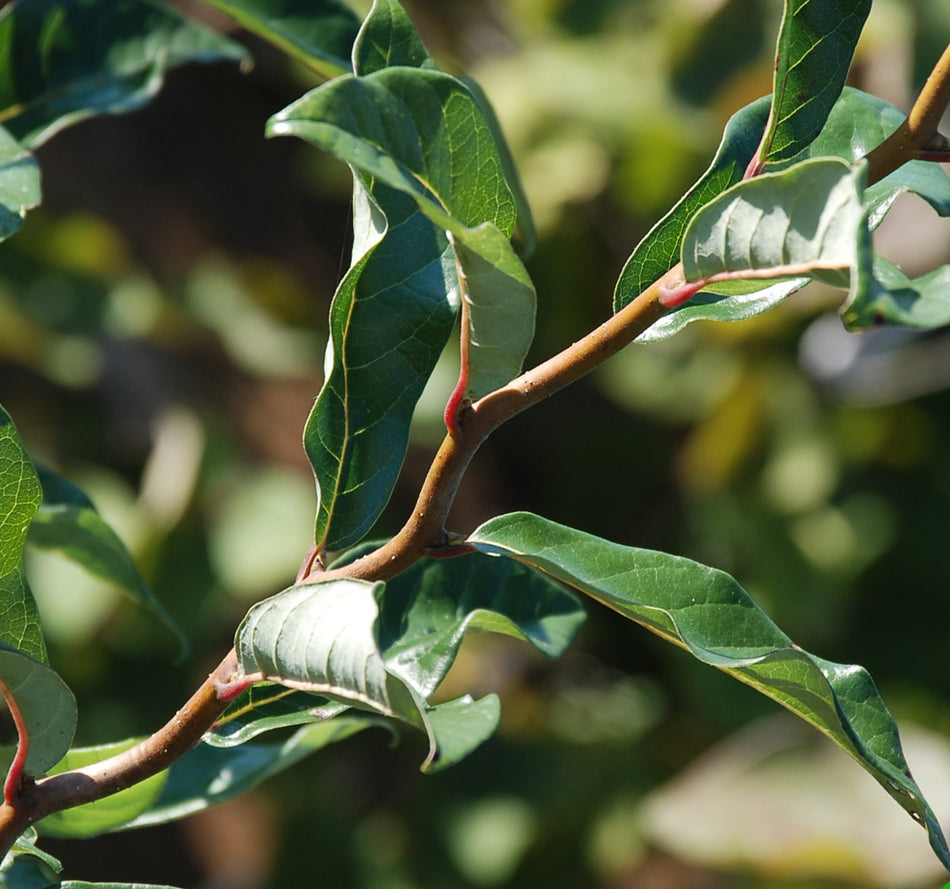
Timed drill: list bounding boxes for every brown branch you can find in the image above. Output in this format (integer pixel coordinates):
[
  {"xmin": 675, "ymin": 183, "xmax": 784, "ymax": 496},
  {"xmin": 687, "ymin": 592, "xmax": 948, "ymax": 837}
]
[
  {"xmin": 0, "ymin": 649, "xmax": 239, "ymax": 857},
  {"xmin": 865, "ymin": 40, "xmax": 950, "ymax": 186}
]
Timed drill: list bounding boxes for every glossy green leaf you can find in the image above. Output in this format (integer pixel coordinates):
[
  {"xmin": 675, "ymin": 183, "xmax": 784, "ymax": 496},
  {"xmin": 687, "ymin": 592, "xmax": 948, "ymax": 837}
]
[
  {"xmin": 353, "ymin": 0, "xmax": 437, "ymax": 75},
  {"xmin": 62, "ymin": 884, "xmax": 181, "ymax": 888},
  {"xmin": 0, "ymin": 127, "xmax": 39, "ymax": 243},
  {"xmin": 844, "ymin": 257, "xmax": 950, "ymax": 330},
  {"xmin": 207, "ymin": 687, "xmax": 349, "ymax": 747},
  {"xmin": 452, "ymin": 225, "xmax": 536, "ymax": 401},
  {"xmin": 28, "ymin": 469, "xmax": 186, "ymax": 657},
  {"xmin": 468, "ymin": 512, "xmax": 950, "ymax": 869},
  {"xmin": 274, "ymin": 64, "xmax": 533, "ymax": 548},
  {"xmin": 126, "ymin": 719, "xmax": 381, "ymax": 829},
  {"xmin": 268, "ymin": 66, "xmax": 518, "ymax": 237},
  {"xmin": 637, "ymin": 89, "xmax": 950, "ymax": 342},
  {"xmin": 199, "ymin": 0, "xmax": 359, "ymax": 78},
  {"xmin": 377, "ymin": 551, "xmax": 585, "ymax": 697},
  {"xmin": 0, "ymin": 644, "xmax": 76, "ymax": 777},
  {"xmin": 755, "ymin": 0, "xmax": 871, "ymax": 166},
  {"xmin": 681, "ymin": 158, "xmax": 868, "ymax": 291},
  {"xmin": 38, "ymin": 739, "xmax": 166, "ymax": 838},
  {"xmin": 1, "ymin": 828, "xmax": 61, "ymax": 889},
  {"xmin": 0, "ymin": 405, "xmax": 46, "ymax": 661},
  {"xmin": 422, "ymin": 695, "xmax": 500, "ymax": 774},
  {"xmin": 0, "ymin": 0, "xmax": 248, "ymax": 149},
  {"xmin": 614, "ymin": 96, "xmax": 772, "ymax": 311},
  {"xmin": 304, "ymin": 179, "xmax": 457, "ymax": 551}
]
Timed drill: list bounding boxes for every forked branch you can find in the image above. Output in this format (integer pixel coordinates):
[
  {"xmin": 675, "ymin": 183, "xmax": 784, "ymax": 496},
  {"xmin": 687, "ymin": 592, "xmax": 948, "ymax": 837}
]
[{"xmin": 4, "ymin": 37, "xmax": 950, "ymax": 862}]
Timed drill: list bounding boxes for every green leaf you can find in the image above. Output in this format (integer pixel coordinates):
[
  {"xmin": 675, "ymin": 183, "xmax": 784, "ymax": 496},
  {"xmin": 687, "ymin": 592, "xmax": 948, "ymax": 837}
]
[
  {"xmin": 62, "ymin": 884, "xmax": 182, "ymax": 888},
  {"xmin": 353, "ymin": 0, "xmax": 437, "ymax": 75},
  {"xmin": 28, "ymin": 468, "xmax": 187, "ymax": 657},
  {"xmin": 422, "ymin": 694, "xmax": 500, "ymax": 774},
  {"xmin": 844, "ymin": 256, "xmax": 950, "ymax": 330},
  {"xmin": 267, "ymin": 67, "xmax": 518, "ymax": 238},
  {"xmin": 275, "ymin": 64, "xmax": 534, "ymax": 548},
  {"xmin": 37, "ymin": 739, "xmax": 167, "ymax": 837},
  {"xmin": 468, "ymin": 512, "xmax": 950, "ymax": 869},
  {"xmin": 0, "ymin": 405, "xmax": 46, "ymax": 662},
  {"xmin": 755, "ymin": 0, "xmax": 871, "ymax": 166},
  {"xmin": 452, "ymin": 224, "xmax": 536, "ymax": 401},
  {"xmin": 0, "ymin": 127, "xmax": 39, "ymax": 243},
  {"xmin": 199, "ymin": 0, "xmax": 360, "ymax": 78},
  {"xmin": 236, "ymin": 579, "xmax": 426, "ymax": 721},
  {"xmin": 126, "ymin": 719, "xmax": 379, "ymax": 828},
  {"xmin": 0, "ymin": 644, "xmax": 77, "ymax": 777},
  {"xmin": 1, "ymin": 828, "xmax": 61, "ymax": 889},
  {"xmin": 0, "ymin": 0, "xmax": 248, "ymax": 148},
  {"xmin": 681, "ymin": 157, "xmax": 868, "ymax": 291},
  {"xmin": 614, "ymin": 96, "xmax": 772, "ymax": 312},
  {"xmin": 304, "ymin": 179, "xmax": 457, "ymax": 551},
  {"xmin": 636, "ymin": 89, "xmax": 950, "ymax": 342},
  {"xmin": 377, "ymin": 551, "xmax": 585, "ymax": 697},
  {"xmin": 207, "ymin": 686, "xmax": 349, "ymax": 747}
]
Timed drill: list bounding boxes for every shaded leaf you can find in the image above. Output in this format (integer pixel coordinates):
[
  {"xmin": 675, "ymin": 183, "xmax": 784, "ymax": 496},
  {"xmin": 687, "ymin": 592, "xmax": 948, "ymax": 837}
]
[
  {"xmin": 0, "ymin": 405, "xmax": 46, "ymax": 661},
  {"xmin": 615, "ymin": 96, "xmax": 772, "ymax": 311},
  {"xmin": 681, "ymin": 158, "xmax": 867, "ymax": 289},
  {"xmin": 199, "ymin": 0, "xmax": 359, "ymax": 78},
  {"xmin": 0, "ymin": 643, "xmax": 76, "ymax": 777},
  {"xmin": 468, "ymin": 512, "xmax": 950, "ymax": 869},
  {"xmin": 755, "ymin": 0, "xmax": 871, "ymax": 166},
  {"xmin": 303, "ymin": 179, "xmax": 457, "ymax": 551},
  {"xmin": 452, "ymin": 225, "xmax": 536, "ymax": 401},
  {"xmin": 0, "ymin": 127, "xmax": 39, "ymax": 243},
  {"xmin": 422, "ymin": 695, "xmax": 500, "ymax": 774},
  {"xmin": 207, "ymin": 687, "xmax": 348, "ymax": 747},
  {"xmin": 125, "ymin": 719, "xmax": 380, "ymax": 829},
  {"xmin": 0, "ymin": 0, "xmax": 248, "ymax": 149},
  {"xmin": 38, "ymin": 739, "xmax": 167, "ymax": 838},
  {"xmin": 28, "ymin": 468, "xmax": 187, "ymax": 657},
  {"xmin": 0, "ymin": 828, "xmax": 61, "ymax": 889},
  {"xmin": 377, "ymin": 551, "xmax": 585, "ymax": 697},
  {"xmin": 844, "ymin": 257, "xmax": 950, "ymax": 330}
]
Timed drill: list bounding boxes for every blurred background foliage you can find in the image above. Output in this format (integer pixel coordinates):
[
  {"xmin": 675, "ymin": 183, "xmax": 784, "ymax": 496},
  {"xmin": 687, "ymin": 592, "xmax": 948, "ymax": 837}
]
[{"xmin": 3, "ymin": 0, "xmax": 950, "ymax": 886}]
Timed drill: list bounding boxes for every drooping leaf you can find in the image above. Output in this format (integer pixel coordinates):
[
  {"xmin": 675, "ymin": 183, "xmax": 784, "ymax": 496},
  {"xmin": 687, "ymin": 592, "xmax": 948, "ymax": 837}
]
[
  {"xmin": 681, "ymin": 158, "xmax": 869, "ymax": 291},
  {"xmin": 125, "ymin": 719, "xmax": 382, "ymax": 829},
  {"xmin": 198, "ymin": 0, "xmax": 360, "ymax": 78},
  {"xmin": 468, "ymin": 512, "xmax": 950, "ymax": 869},
  {"xmin": 0, "ymin": 405, "xmax": 46, "ymax": 662},
  {"xmin": 28, "ymin": 468, "xmax": 187, "ymax": 657},
  {"xmin": 353, "ymin": 0, "xmax": 437, "ymax": 75},
  {"xmin": 37, "ymin": 739, "xmax": 166, "ymax": 838},
  {"xmin": 376, "ymin": 551, "xmax": 585, "ymax": 697},
  {"xmin": 0, "ymin": 0, "xmax": 248, "ymax": 149},
  {"xmin": 274, "ymin": 64, "xmax": 534, "ymax": 548},
  {"xmin": 452, "ymin": 224, "xmax": 536, "ymax": 401},
  {"xmin": 0, "ymin": 643, "xmax": 76, "ymax": 778},
  {"xmin": 754, "ymin": 0, "xmax": 871, "ymax": 166},
  {"xmin": 614, "ymin": 96, "xmax": 772, "ymax": 311},
  {"xmin": 0, "ymin": 127, "xmax": 39, "ymax": 243},
  {"xmin": 304, "ymin": 179, "xmax": 457, "ymax": 551}
]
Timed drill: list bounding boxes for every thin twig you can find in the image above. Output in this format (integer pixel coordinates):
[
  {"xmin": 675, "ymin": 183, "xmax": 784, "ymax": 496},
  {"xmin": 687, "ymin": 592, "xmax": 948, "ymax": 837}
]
[{"xmin": 865, "ymin": 40, "xmax": 950, "ymax": 185}]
